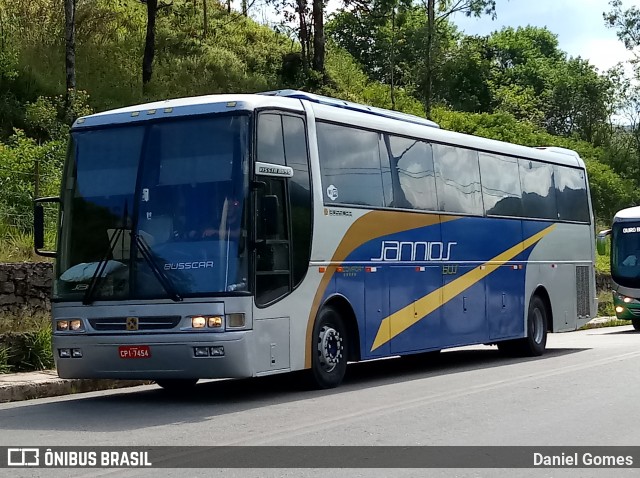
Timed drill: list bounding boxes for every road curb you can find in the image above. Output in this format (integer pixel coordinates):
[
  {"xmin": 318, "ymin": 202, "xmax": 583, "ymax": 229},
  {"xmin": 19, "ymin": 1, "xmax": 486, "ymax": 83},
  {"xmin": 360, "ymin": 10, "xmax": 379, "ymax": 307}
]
[{"xmin": 0, "ymin": 376, "xmax": 152, "ymax": 403}]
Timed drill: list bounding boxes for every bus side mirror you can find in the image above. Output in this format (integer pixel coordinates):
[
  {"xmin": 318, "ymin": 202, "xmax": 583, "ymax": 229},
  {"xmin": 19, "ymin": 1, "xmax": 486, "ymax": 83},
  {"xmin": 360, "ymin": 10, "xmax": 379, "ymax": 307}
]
[
  {"xmin": 596, "ymin": 230, "xmax": 611, "ymax": 256},
  {"xmin": 34, "ymin": 196, "xmax": 60, "ymax": 257}
]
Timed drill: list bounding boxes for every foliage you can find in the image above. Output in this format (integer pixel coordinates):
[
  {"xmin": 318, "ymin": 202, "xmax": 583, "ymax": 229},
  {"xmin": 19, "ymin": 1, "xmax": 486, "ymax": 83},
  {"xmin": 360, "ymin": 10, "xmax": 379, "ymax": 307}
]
[
  {"xmin": 0, "ymin": 0, "xmax": 638, "ymax": 256},
  {"xmin": 604, "ymin": 0, "xmax": 640, "ymax": 54},
  {"xmin": 0, "ymin": 130, "xmax": 65, "ymax": 233},
  {"xmin": 580, "ymin": 319, "xmax": 631, "ymax": 329},
  {"xmin": 25, "ymin": 90, "xmax": 93, "ymax": 141},
  {"xmin": 0, "ymin": 311, "xmax": 54, "ymax": 373},
  {"xmin": 18, "ymin": 328, "xmax": 55, "ymax": 371},
  {"xmin": 0, "ymin": 346, "xmax": 10, "ymax": 374},
  {"xmin": 0, "ymin": 329, "xmax": 54, "ymax": 373},
  {"xmin": 596, "ymin": 252, "xmax": 611, "ymax": 276}
]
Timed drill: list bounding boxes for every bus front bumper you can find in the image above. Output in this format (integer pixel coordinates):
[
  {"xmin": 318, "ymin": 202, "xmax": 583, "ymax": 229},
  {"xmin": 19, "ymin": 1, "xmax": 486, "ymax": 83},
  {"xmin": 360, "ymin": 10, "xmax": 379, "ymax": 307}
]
[{"xmin": 53, "ymin": 331, "xmax": 253, "ymax": 380}]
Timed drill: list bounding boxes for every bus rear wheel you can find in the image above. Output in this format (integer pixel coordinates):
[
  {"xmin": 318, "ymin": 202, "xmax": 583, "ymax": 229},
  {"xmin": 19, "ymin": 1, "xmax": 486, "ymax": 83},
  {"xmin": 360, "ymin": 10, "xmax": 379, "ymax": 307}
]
[
  {"xmin": 632, "ymin": 318, "xmax": 640, "ymax": 331},
  {"xmin": 498, "ymin": 295, "xmax": 548, "ymax": 357},
  {"xmin": 309, "ymin": 306, "xmax": 348, "ymax": 389},
  {"xmin": 155, "ymin": 379, "xmax": 199, "ymax": 392}
]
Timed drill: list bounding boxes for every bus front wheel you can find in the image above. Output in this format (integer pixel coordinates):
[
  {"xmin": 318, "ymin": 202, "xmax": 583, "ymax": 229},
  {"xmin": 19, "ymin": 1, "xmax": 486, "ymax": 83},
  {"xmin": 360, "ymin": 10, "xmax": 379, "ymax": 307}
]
[
  {"xmin": 309, "ymin": 306, "xmax": 348, "ymax": 389},
  {"xmin": 632, "ymin": 318, "xmax": 640, "ymax": 331},
  {"xmin": 498, "ymin": 295, "xmax": 548, "ymax": 357}
]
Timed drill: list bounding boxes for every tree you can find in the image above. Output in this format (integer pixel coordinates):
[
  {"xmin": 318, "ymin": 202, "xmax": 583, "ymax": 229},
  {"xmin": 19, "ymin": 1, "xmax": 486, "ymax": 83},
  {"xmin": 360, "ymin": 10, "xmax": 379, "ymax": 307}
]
[
  {"xmin": 142, "ymin": 0, "xmax": 158, "ymax": 88},
  {"xmin": 422, "ymin": 0, "xmax": 496, "ymax": 117},
  {"xmin": 64, "ymin": 0, "xmax": 76, "ymax": 96},
  {"xmin": 312, "ymin": 0, "xmax": 324, "ymax": 74},
  {"xmin": 140, "ymin": 0, "xmax": 171, "ymax": 90},
  {"xmin": 604, "ymin": 0, "xmax": 640, "ymax": 55},
  {"xmin": 437, "ymin": 34, "xmax": 493, "ymax": 112}
]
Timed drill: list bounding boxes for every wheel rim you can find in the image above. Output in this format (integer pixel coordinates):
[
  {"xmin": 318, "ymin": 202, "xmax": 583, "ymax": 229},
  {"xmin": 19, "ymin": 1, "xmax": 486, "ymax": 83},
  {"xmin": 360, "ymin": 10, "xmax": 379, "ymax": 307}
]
[
  {"xmin": 317, "ymin": 325, "xmax": 343, "ymax": 373},
  {"xmin": 531, "ymin": 307, "xmax": 544, "ymax": 344}
]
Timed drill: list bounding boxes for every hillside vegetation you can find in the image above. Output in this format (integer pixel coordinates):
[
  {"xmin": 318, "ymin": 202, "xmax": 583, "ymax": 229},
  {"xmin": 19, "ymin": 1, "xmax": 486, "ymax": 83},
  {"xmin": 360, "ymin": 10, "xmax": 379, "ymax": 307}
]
[{"xmin": 1, "ymin": 0, "xmax": 640, "ymax": 260}]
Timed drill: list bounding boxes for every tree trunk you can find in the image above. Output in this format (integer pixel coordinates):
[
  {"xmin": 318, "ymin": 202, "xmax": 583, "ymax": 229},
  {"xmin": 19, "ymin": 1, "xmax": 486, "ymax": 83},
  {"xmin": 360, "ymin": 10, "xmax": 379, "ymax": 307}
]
[
  {"xmin": 425, "ymin": 0, "xmax": 435, "ymax": 118},
  {"xmin": 297, "ymin": 0, "xmax": 309, "ymax": 71},
  {"xmin": 227, "ymin": 0, "xmax": 231, "ymax": 13},
  {"xmin": 242, "ymin": 0, "xmax": 248, "ymax": 16},
  {"xmin": 312, "ymin": 0, "xmax": 324, "ymax": 74},
  {"xmin": 143, "ymin": 0, "xmax": 158, "ymax": 90},
  {"xmin": 203, "ymin": 0, "xmax": 208, "ymax": 38},
  {"xmin": 390, "ymin": 5, "xmax": 396, "ymax": 110},
  {"xmin": 64, "ymin": 0, "xmax": 76, "ymax": 94}
]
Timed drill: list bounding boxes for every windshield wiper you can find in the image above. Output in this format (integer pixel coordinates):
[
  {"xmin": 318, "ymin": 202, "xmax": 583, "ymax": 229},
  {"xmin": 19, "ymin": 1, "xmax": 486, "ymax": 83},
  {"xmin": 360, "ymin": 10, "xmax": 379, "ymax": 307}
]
[
  {"xmin": 82, "ymin": 228, "xmax": 124, "ymax": 305},
  {"xmin": 133, "ymin": 232, "xmax": 182, "ymax": 302}
]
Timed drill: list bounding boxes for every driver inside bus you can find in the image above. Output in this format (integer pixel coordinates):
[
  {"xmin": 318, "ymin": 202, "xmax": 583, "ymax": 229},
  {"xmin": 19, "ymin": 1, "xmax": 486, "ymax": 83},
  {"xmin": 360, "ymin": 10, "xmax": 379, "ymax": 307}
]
[{"xmin": 197, "ymin": 196, "xmax": 243, "ymax": 240}]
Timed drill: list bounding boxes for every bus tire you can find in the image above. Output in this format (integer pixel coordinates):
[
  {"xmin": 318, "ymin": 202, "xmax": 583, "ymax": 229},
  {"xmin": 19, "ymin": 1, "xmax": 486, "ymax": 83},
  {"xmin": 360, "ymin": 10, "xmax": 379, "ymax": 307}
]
[
  {"xmin": 498, "ymin": 295, "xmax": 547, "ymax": 357},
  {"xmin": 309, "ymin": 305, "xmax": 348, "ymax": 389},
  {"xmin": 632, "ymin": 318, "xmax": 640, "ymax": 331},
  {"xmin": 155, "ymin": 379, "xmax": 198, "ymax": 392}
]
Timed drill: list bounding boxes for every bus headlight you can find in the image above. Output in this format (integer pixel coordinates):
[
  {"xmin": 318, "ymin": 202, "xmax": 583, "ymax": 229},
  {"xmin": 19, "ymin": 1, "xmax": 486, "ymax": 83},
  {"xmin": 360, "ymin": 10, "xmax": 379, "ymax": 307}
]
[
  {"xmin": 190, "ymin": 315, "xmax": 223, "ymax": 329},
  {"xmin": 616, "ymin": 306, "xmax": 624, "ymax": 313},
  {"xmin": 616, "ymin": 293, "xmax": 639, "ymax": 304},
  {"xmin": 57, "ymin": 319, "xmax": 84, "ymax": 332}
]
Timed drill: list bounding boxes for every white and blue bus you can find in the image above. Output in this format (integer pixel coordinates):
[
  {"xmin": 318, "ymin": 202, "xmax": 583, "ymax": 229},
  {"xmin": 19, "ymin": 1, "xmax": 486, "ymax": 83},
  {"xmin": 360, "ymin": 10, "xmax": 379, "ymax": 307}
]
[{"xmin": 34, "ymin": 91, "xmax": 597, "ymax": 390}]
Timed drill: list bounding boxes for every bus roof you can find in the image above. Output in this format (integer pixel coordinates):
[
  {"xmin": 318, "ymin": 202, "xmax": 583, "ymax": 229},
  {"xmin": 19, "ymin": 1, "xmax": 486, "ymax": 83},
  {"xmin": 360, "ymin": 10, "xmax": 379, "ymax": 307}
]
[
  {"xmin": 259, "ymin": 90, "xmax": 440, "ymax": 129},
  {"xmin": 71, "ymin": 94, "xmax": 305, "ymax": 129},
  {"xmin": 613, "ymin": 206, "xmax": 640, "ymax": 223},
  {"xmin": 72, "ymin": 91, "xmax": 584, "ymax": 168}
]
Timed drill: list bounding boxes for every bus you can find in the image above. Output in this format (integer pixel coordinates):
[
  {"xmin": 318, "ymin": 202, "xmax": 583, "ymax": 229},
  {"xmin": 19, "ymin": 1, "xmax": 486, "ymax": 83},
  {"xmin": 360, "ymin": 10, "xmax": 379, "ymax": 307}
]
[
  {"xmin": 597, "ymin": 206, "xmax": 640, "ymax": 330},
  {"xmin": 34, "ymin": 90, "xmax": 598, "ymax": 390}
]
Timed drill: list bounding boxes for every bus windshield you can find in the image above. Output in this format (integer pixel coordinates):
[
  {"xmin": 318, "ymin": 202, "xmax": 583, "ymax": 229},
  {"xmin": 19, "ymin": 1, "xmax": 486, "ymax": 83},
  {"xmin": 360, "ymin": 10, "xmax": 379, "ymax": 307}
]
[
  {"xmin": 55, "ymin": 114, "xmax": 250, "ymax": 301},
  {"xmin": 612, "ymin": 221, "xmax": 640, "ymax": 288}
]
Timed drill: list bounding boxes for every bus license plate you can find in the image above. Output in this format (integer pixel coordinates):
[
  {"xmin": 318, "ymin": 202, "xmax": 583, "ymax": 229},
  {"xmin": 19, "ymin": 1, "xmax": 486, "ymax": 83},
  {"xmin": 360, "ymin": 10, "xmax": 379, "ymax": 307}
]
[{"xmin": 118, "ymin": 345, "xmax": 151, "ymax": 359}]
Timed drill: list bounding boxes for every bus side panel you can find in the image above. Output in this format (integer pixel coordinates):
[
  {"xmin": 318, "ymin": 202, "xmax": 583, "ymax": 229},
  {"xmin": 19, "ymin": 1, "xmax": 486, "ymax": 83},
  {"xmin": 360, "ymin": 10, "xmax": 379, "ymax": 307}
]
[
  {"xmin": 387, "ymin": 264, "xmax": 442, "ymax": 355},
  {"xmin": 334, "ymin": 269, "xmax": 366, "ymax": 356},
  {"xmin": 486, "ymin": 264, "xmax": 526, "ymax": 339},
  {"xmin": 364, "ymin": 266, "xmax": 390, "ymax": 358},
  {"xmin": 523, "ymin": 222, "xmax": 592, "ymax": 332},
  {"xmin": 440, "ymin": 217, "xmax": 489, "ymax": 346},
  {"xmin": 486, "ymin": 219, "xmax": 525, "ymax": 340},
  {"xmin": 440, "ymin": 265, "xmax": 487, "ymax": 347}
]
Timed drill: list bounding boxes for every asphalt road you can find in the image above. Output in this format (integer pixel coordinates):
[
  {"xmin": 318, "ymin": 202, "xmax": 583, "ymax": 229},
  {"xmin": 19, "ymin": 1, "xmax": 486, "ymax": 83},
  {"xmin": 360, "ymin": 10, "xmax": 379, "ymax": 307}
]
[{"xmin": 2, "ymin": 325, "xmax": 640, "ymax": 477}]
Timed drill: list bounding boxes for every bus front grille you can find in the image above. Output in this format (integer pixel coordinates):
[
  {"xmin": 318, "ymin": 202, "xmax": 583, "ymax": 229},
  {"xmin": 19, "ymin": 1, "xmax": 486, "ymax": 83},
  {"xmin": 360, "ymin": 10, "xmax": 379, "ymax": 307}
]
[{"xmin": 88, "ymin": 316, "xmax": 182, "ymax": 331}]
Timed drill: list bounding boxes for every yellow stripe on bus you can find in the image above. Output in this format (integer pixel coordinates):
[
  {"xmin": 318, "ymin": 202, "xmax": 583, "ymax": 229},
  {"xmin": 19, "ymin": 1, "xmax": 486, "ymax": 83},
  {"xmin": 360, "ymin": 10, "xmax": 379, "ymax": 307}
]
[
  {"xmin": 370, "ymin": 224, "xmax": 557, "ymax": 352},
  {"xmin": 304, "ymin": 211, "xmax": 459, "ymax": 368}
]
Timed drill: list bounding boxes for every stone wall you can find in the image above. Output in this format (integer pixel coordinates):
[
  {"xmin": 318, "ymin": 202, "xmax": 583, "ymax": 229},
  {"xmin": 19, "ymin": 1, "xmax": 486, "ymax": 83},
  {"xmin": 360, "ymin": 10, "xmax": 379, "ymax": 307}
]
[{"xmin": 0, "ymin": 263, "xmax": 53, "ymax": 315}]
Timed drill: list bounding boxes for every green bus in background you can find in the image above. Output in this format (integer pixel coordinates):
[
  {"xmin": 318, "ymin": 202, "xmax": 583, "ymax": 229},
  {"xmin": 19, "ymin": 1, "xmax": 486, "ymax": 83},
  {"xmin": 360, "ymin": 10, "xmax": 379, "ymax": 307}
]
[{"xmin": 598, "ymin": 206, "xmax": 640, "ymax": 330}]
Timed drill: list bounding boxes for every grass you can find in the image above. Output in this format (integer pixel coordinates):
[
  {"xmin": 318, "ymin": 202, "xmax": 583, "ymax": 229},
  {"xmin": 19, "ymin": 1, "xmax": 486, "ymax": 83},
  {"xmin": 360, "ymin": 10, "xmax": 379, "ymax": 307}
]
[
  {"xmin": 597, "ymin": 290, "xmax": 615, "ymax": 317},
  {"xmin": 0, "ymin": 311, "xmax": 53, "ymax": 373},
  {"xmin": 580, "ymin": 319, "xmax": 632, "ymax": 330},
  {"xmin": 595, "ymin": 251, "xmax": 610, "ymax": 275},
  {"xmin": 0, "ymin": 311, "xmax": 51, "ymax": 334},
  {"xmin": 0, "ymin": 346, "xmax": 10, "ymax": 374},
  {"xmin": 0, "ymin": 221, "xmax": 55, "ymax": 263}
]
